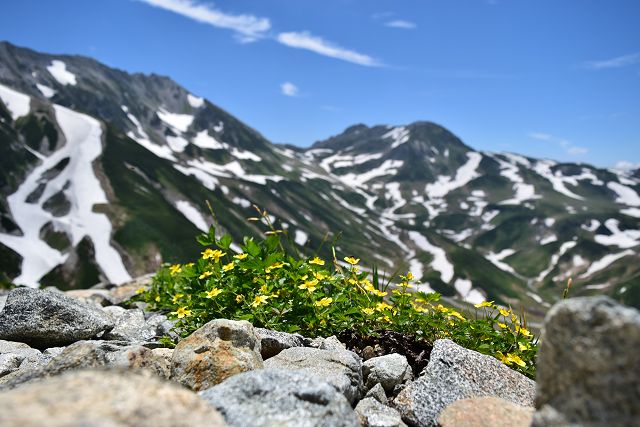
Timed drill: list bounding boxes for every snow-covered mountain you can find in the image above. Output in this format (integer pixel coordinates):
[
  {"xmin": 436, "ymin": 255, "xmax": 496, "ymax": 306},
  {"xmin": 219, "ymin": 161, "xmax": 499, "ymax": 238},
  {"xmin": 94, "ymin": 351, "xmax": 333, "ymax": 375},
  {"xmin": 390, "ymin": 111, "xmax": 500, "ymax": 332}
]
[{"xmin": 1, "ymin": 41, "xmax": 638, "ymax": 312}]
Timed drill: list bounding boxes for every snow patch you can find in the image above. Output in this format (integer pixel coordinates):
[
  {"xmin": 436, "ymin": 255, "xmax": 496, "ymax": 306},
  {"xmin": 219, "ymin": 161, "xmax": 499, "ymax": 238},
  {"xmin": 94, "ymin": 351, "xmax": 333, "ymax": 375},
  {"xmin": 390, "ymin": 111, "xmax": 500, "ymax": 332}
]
[
  {"xmin": 157, "ymin": 108, "xmax": 194, "ymax": 133},
  {"xmin": 187, "ymin": 94, "xmax": 204, "ymax": 108},
  {"xmin": 594, "ymin": 219, "xmax": 640, "ymax": 248},
  {"xmin": 36, "ymin": 83, "xmax": 56, "ymax": 98},
  {"xmin": 383, "ymin": 126, "xmax": 410, "ymax": 149},
  {"xmin": 580, "ymin": 250, "xmax": 635, "ymax": 278},
  {"xmin": 607, "ymin": 182, "xmax": 640, "ymax": 206},
  {"xmin": 0, "ymin": 103, "xmax": 131, "ymax": 286},
  {"xmin": 408, "ymin": 231, "xmax": 454, "ymax": 283},
  {"xmin": 294, "ymin": 230, "xmax": 308, "ymax": 246},
  {"xmin": 175, "ymin": 200, "xmax": 208, "ymax": 231},
  {"xmin": 486, "ymin": 249, "xmax": 516, "ymax": 274},
  {"xmin": 0, "ymin": 83, "xmax": 31, "ymax": 120},
  {"xmin": 47, "ymin": 60, "xmax": 77, "ymax": 86},
  {"xmin": 425, "ymin": 152, "xmax": 482, "ymax": 198}
]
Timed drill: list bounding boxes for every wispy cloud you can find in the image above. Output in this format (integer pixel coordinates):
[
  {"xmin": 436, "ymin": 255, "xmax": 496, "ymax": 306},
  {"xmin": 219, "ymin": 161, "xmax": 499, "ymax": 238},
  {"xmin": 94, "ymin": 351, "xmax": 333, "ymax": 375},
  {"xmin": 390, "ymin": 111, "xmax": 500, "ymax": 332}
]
[
  {"xmin": 582, "ymin": 52, "xmax": 640, "ymax": 70},
  {"xmin": 528, "ymin": 132, "xmax": 588, "ymax": 156},
  {"xmin": 276, "ymin": 31, "xmax": 380, "ymax": 67},
  {"xmin": 137, "ymin": 0, "xmax": 271, "ymax": 42},
  {"xmin": 280, "ymin": 82, "xmax": 299, "ymax": 97},
  {"xmin": 384, "ymin": 20, "xmax": 417, "ymax": 30}
]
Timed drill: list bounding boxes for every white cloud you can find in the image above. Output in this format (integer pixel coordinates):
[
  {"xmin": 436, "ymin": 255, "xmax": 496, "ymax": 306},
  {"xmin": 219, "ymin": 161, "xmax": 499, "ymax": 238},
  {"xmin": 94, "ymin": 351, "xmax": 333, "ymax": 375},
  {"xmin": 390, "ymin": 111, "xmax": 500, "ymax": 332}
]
[
  {"xmin": 613, "ymin": 161, "xmax": 640, "ymax": 172},
  {"xmin": 583, "ymin": 52, "xmax": 640, "ymax": 70},
  {"xmin": 276, "ymin": 31, "xmax": 380, "ymax": 67},
  {"xmin": 528, "ymin": 132, "xmax": 588, "ymax": 156},
  {"xmin": 385, "ymin": 20, "xmax": 417, "ymax": 30},
  {"xmin": 138, "ymin": 0, "xmax": 270, "ymax": 42},
  {"xmin": 280, "ymin": 82, "xmax": 299, "ymax": 97}
]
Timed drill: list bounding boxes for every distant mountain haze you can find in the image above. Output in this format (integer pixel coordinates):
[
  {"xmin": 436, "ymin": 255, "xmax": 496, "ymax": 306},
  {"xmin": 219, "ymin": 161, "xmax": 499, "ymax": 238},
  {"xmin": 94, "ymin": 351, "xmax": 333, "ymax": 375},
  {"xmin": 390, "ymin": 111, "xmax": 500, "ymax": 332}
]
[{"xmin": 0, "ymin": 41, "xmax": 638, "ymax": 313}]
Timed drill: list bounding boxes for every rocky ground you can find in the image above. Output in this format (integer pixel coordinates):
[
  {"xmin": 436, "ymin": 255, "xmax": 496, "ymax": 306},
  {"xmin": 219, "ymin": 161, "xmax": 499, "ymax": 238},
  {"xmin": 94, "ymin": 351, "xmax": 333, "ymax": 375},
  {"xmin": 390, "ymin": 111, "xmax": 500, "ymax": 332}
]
[{"xmin": 0, "ymin": 278, "xmax": 638, "ymax": 427}]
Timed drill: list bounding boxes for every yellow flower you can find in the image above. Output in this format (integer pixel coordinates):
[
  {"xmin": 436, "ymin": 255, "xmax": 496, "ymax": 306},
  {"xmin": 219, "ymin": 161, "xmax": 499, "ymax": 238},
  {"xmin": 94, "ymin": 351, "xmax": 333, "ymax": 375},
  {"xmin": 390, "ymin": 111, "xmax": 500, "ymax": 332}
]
[
  {"xmin": 173, "ymin": 307, "xmax": 192, "ymax": 319},
  {"xmin": 362, "ymin": 308, "xmax": 375, "ymax": 315},
  {"xmin": 314, "ymin": 271, "xmax": 328, "ymax": 281},
  {"xmin": 201, "ymin": 248, "xmax": 226, "ymax": 262},
  {"xmin": 516, "ymin": 325, "xmax": 533, "ymax": 338},
  {"xmin": 233, "ymin": 253, "xmax": 248, "ymax": 260},
  {"xmin": 497, "ymin": 322, "xmax": 507, "ymax": 329},
  {"xmin": 259, "ymin": 284, "xmax": 269, "ymax": 294},
  {"xmin": 251, "ymin": 295, "xmax": 270, "ymax": 308},
  {"xmin": 364, "ymin": 282, "xmax": 376, "ymax": 293},
  {"xmin": 406, "ymin": 271, "xmax": 414, "ymax": 281},
  {"xmin": 199, "ymin": 271, "xmax": 213, "ymax": 280},
  {"xmin": 299, "ymin": 279, "xmax": 318, "ymax": 293},
  {"xmin": 383, "ymin": 315, "xmax": 392, "ymax": 323},
  {"xmin": 315, "ymin": 297, "xmax": 333, "ymax": 307},
  {"xmin": 222, "ymin": 262, "xmax": 235, "ymax": 272},
  {"xmin": 154, "ymin": 295, "xmax": 161, "ymax": 302},
  {"xmin": 172, "ymin": 293, "xmax": 184, "ymax": 304},
  {"xmin": 169, "ymin": 264, "xmax": 182, "ymax": 275},
  {"xmin": 309, "ymin": 256, "xmax": 325, "ymax": 266},
  {"xmin": 376, "ymin": 302, "xmax": 392, "ymax": 312},
  {"xmin": 412, "ymin": 302, "xmax": 427, "ymax": 313},
  {"xmin": 135, "ymin": 287, "xmax": 146, "ymax": 294},
  {"xmin": 235, "ymin": 294, "xmax": 244, "ymax": 303},
  {"xmin": 499, "ymin": 308, "xmax": 511, "ymax": 317},
  {"xmin": 265, "ymin": 262, "xmax": 284, "ymax": 273},
  {"xmin": 348, "ymin": 278, "xmax": 358, "ymax": 286},
  {"xmin": 518, "ymin": 342, "xmax": 530, "ymax": 351},
  {"xmin": 344, "ymin": 256, "xmax": 360, "ymax": 265},
  {"xmin": 374, "ymin": 290, "xmax": 388, "ymax": 297},
  {"xmin": 186, "ymin": 262, "xmax": 195, "ymax": 267},
  {"xmin": 205, "ymin": 288, "xmax": 222, "ymax": 298},
  {"xmin": 449, "ymin": 310, "xmax": 465, "ymax": 321},
  {"xmin": 502, "ymin": 353, "xmax": 526, "ymax": 367},
  {"xmin": 474, "ymin": 301, "xmax": 494, "ymax": 308}
]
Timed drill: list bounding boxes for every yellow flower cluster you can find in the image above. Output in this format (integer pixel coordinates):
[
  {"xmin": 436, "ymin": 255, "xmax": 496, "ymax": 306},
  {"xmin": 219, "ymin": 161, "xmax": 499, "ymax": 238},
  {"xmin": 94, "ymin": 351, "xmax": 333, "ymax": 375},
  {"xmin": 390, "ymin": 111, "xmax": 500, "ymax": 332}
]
[
  {"xmin": 500, "ymin": 352, "xmax": 526, "ymax": 367},
  {"xmin": 201, "ymin": 249, "xmax": 226, "ymax": 262}
]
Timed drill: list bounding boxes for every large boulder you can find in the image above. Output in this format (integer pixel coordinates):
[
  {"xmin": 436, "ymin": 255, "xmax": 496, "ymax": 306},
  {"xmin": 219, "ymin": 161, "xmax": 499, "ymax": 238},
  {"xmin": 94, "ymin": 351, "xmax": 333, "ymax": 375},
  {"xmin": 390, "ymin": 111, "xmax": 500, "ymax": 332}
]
[
  {"xmin": 199, "ymin": 368, "xmax": 359, "ymax": 427},
  {"xmin": 264, "ymin": 346, "xmax": 363, "ymax": 404},
  {"xmin": 394, "ymin": 339, "xmax": 535, "ymax": 427},
  {"xmin": 531, "ymin": 296, "xmax": 640, "ymax": 427},
  {"xmin": 0, "ymin": 288, "xmax": 113, "ymax": 348},
  {"xmin": 170, "ymin": 319, "xmax": 263, "ymax": 392},
  {"xmin": 0, "ymin": 369, "xmax": 228, "ymax": 427}
]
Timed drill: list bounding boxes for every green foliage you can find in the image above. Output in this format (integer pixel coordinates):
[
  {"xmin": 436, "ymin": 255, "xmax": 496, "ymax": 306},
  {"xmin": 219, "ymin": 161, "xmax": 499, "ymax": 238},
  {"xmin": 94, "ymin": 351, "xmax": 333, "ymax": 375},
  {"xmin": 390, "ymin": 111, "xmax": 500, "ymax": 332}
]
[{"xmin": 137, "ymin": 215, "xmax": 538, "ymax": 378}]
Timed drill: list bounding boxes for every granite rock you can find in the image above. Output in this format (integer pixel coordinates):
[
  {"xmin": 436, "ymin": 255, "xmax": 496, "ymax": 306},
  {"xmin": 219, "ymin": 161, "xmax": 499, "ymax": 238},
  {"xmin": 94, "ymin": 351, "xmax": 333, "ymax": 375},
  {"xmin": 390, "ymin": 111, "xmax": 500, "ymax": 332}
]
[
  {"xmin": 0, "ymin": 288, "xmax": 113, "ymax": 348},
  {"xmin": 254, "ymin": 327, "xmax": 307, "ymax": 359},
  {"xmin": 264, "ymin": 346, "xmax": 363, "ymax": 404},
  {"xmin": 0, "ymin": 369, "xmax": 228, "ymax": 427},
  {"xmin": 355, "ymin": 397, "xmax": 407, "ymax": 427},
  {"xmin": 394, "ymin": 339, "xmax": 535, "ymax": 427},
  {"xmin": 200, "ymin": 368, "xmax": 358, "ymax": 427},
  {"xmin": 531, "ymin": 296, "xmax": 640, "ymax": 427},
  {"xmin": 438, "ymin": 396, "xmax": 534, "ymax": 427},
  {"xmin": 171, "ymin": 318, "xmax": 263, "ymax": 392},
  {"xmin": 363, "ymin": 353, "xmax": 413, "ymax": 394}
]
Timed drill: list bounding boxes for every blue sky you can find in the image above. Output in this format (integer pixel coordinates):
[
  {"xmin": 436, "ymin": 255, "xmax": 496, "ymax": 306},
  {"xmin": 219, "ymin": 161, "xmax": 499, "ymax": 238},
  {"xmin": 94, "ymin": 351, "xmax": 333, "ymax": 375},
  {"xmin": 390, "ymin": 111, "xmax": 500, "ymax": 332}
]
[{"xmin": 1, "ymin": 0, "xmax": 639, "ymax": 168}]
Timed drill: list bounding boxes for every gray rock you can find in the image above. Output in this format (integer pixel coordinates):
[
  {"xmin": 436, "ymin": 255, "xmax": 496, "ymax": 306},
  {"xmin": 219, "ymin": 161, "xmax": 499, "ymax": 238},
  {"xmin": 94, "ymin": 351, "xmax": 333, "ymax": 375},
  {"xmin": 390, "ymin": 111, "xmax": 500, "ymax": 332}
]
[
  {"xmin": 65, "ymin": 289, "xmax": 114, "ymax": 307},
  {"xmin": 102, "ymin": 306, "xmax": 156, "ymax": 342},
  {"xmin": 254, "ymin": 327, "xmax": 307, "ymax": 359},
  {"xmin": 264, "ymin": 346, "xmax": 363, "ymax": 404},
  {"xmin": 42, "ymin": 347, "xmax": 65, "ymax": 358},
  {"xmin": 363, "ymin": 353, "xmax": 413, "ymax": 394},
  {"xmin": 355, "ymin": 397, "xmax": 407, "ymax": 427},
  {"xmin": 0, "ymin": 294, "xmax": 6, "ymax": 312},
  {"xmin": 0, "ymin": 340, "xmax": 32, "ymax": 353},
  {"xmin": 0, "ymin": 354, "xmax": 22, "ymax": 377},
  {"xmin": 0, "ymin": 340, "xmax": 171, "ymax": 390},
  {"xmin": 531, "ymin": 296, "xmax": 640, "ymax": 427},
  {"xmin": 146, "ymin": 312, "xmax": 178, "ymax": 339},
  {"xmin": 393, "ymin": 339, "xmax": 535, "ymax": 427},
  {"xmin": 171, "ymin": 319, "xmax": 263, "ymax": 392},
  {"xmin": 0, "ymin": 369, "xmax": 228, "ymax": 427},
  {"xmin": 199, "ymin": 368, "xmax": 358, "ymax": 427},
  {"xmin": 365, "ymin": 382, "xmax": 389, "ymax": 405},
  {"xmin": 106, "ymin": 274, "xmax": 154, "ymax": 304},
  {"xmin": 318, "ymin": 335, "xmax": 347, "ymax": 351},
  {"xmin": 0, "ymin": 288, "xmax": 113, "ymax": 348},
  {"xmin": 438, "ymin": 396, "xmax": 534, "ymax": 427}
]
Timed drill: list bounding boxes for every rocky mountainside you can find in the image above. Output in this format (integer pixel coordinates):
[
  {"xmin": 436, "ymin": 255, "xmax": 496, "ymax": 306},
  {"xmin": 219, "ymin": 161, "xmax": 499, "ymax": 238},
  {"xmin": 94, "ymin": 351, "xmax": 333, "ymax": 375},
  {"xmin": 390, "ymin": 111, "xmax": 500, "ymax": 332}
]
[{"xmin": 0, "ymin": 41, "xmax": 638, "ymax": 311}]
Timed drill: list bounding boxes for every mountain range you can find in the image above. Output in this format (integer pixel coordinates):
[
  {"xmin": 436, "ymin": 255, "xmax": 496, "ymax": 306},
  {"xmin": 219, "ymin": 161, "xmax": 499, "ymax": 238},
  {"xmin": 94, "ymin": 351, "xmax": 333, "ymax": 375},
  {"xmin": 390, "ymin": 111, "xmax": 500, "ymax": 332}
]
[{"xmin": 0, "ymin": 41, "xmax": 638, "ymax": 314}]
